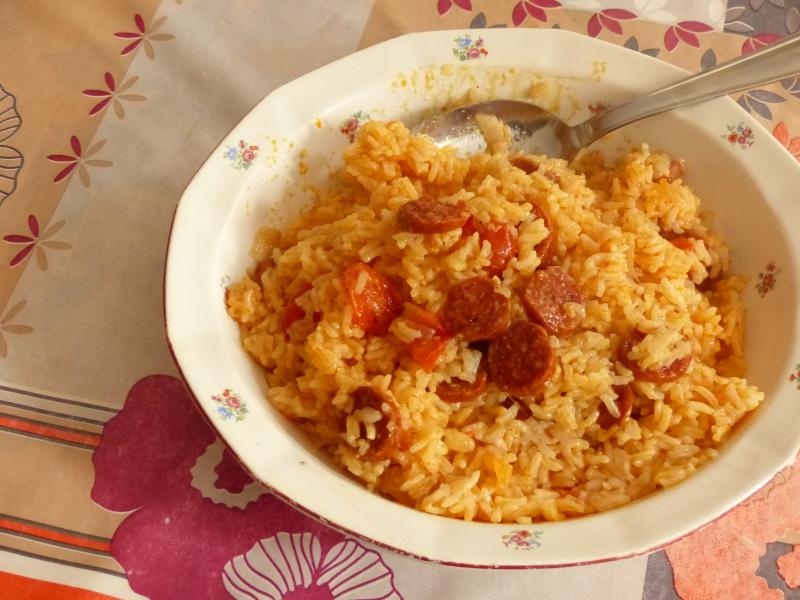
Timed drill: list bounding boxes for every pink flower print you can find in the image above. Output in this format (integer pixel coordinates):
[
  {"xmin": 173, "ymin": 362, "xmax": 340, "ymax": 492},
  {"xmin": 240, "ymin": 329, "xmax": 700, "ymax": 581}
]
[
  {"xmin": 91, "ymin": 375, "xmax": 404, "ymax": 600},
  {"xmin": 773, "ymin": 121, "xmax": 800, "ymax": 160},
  {"xmin": 3, "ymin": 215, "xmax": 72, "ymax": 270},
  {"xmin": 223, "ymin": 533, "xmax": 402, "ymax": 599},
  {"xmin": 755, "ymin": 261, "xmax": 779, "ymax": 297},
  {"xmin": 225, "ymin": 396, "xmax": 240, "ymax": 409},
  {"xmin": 722, "ymin": 122, "xmax": 755, "ymax": 149},
  {"xmin": 82, "ymin": 72, "xmax": 145, "ymax": 118},
  {"xmin": 223, "ymin": 142, "xmax": 260, "ymax": 170},
  {"xmin": 742, "ymin": 33, "xmax": 783, "ymax": 56},
  {"xmin": 437, "ymin": 0, "xmax": 472, "ymax": 15},
  {"xmin": 114, "ymin": 14, "xmax": 174, "ymax": 59},
  {"xmin": 0, "ymin": 300, "xmax": 33, "ymax": 358},
  {"xmin": 467, "ymin": 47, "xmax": 480, "ymax": 58},
  {"xmin": 664, "ymin": 21, "xmax": 713, "ymax": 52},
  {"xmin": 46, "ymin": 137, "xmax": 113, "ymax": 186},
  {"xmin": 512, "ymin": 0, "xmax": 561, "ymax": 26},
  {"xmin": 587, "ymin": 9, "xmax": 637, "ymax": 37}
]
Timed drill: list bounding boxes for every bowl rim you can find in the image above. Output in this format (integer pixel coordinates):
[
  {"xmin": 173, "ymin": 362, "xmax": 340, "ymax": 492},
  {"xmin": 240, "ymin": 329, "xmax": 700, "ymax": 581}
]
[{"xmin": 164, "ymin": 27, "xmax": 800, "ymax": 568}]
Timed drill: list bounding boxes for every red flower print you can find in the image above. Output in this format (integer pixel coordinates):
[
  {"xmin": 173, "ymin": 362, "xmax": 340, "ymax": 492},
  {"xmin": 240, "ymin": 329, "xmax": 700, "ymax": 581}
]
[
  {"xmin": 0, "ymin": 300, "xmax": 33, "ymax": 358},
  {"xmin": 114, "ymin": 14, "xmax": 174, "ymax": 59},
  {"xmin": 46, "ymin": 137, "xmax": 112, "ymax": 186},
  {"xmin": 225, "ymin": 397, "xmax": 240, "ymax": 409},
  {"xmin": 742, "ymin": 33, "xmax": 782, "ymax": 56},
  {"xmin": 512, "ymin": 0, "xmax": 561, "ymax": 26},
  {"xmin": 664, "ymin": 21, "xmax": 713, "ymax": 52},
  {"xmin": 242, "ymin": 149, "xmax": 255, "ymax": 162},
  {"xmin": 3, "ymin": 215, "xmax": 72, "ymax": 270},
  {"xmin": 727, "ymin": 132, "xmax": 738, "ymax": 143},
  {"xmin": 773, "ymin": 121, "xmax": 800, "ymax": 161},
  {"xmin": 587, "ymin": 8, "xmax": 637, "ymax": 38},
  {"xmin": 437, "ymin": 0, "xmax": 472, "ymax": 15},
  {"xmin": 82, "ymin": 73, "xmax": 146, "ymax": 118}
]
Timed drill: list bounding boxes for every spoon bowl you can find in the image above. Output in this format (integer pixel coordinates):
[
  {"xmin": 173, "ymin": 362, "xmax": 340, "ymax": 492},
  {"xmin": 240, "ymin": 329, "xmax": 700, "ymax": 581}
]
[{"xmin": 414, "ymin": 34, "xmax": 800, "ymax": 160}]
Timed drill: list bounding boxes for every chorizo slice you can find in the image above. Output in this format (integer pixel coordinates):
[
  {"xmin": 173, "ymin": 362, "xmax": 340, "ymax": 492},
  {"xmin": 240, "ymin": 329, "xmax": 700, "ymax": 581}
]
[
  {"xmin": 352, "ymin": 386, "xmax": 406, "ymax": 459},
  {"xmin": 619, "ymin": 331, "xmax": 692, "ymax": 383},
  {"xmin": 398, "ymin": 197, "xmax": 469, "ymax": 234},
  {"xmin": 488, "ymin": 321, "xmax": 555, "ymax": 396},
  {"xmin": 523, "ymin": 266, "xmax": 585, "ymax": 336},
  {"xmin": 598, "ymin": 384, "xmax": 634, "ymax": 429},
  {"xmin": 440, "ymin": 277, "xmax": 510, "ymax": 342},
  {"xmin": 437, "ymin": 361, "xmax": 488, "ymax": 402}
]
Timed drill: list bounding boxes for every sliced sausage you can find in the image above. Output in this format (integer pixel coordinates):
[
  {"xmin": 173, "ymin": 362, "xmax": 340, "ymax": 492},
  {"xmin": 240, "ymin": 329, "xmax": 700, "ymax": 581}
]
[
  {"xmin": 598, "ymin": 384, "xmax": 634, "ymax": 429},
  {"xmin": 619, "ymin": 331, "xmax": 692, "ymax": 383},
  {"xmin": 488, "ymin": 321, "xmax": 555, "ymax": 396},
  {"xmin": 398, "ymin": 197, "xmax": 469, "ymax": 234},
  {"xmin": 440, "ymin": 277, "xmax": 510, "ymax": 342},
  {"xmin": 437, "ymin": 361, "xmax": 488, "ymax": 402},
  {"xmin": 352, "ymin": 386, "xmax": 406, "ymax": 459},
  {"xmin": 531, "ymin": 202, "xmax": 555, "ymax": 266},
  {"xmin": 511, "ymin": 156, "xmax": 540, "ymax": 174},
  {"xmin": 523, "ymin": 266, "xmax": 585, "ymax": 336}
]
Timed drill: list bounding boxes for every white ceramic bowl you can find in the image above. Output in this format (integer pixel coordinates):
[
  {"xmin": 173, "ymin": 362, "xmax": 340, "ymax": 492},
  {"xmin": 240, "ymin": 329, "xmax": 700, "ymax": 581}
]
[{"xmin": 165, "ymin": 29, "xmax": 800, "ymax": 567}]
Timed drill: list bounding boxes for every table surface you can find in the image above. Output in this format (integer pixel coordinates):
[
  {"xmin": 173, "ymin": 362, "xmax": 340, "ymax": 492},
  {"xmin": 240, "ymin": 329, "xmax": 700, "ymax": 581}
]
[{"xmin": 2, "ymin": 1, "xmax": 800, "ymax": 599}]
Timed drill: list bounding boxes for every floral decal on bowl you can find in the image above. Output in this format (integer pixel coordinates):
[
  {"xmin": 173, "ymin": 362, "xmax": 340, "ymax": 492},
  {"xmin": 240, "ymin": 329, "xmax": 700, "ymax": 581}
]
[
  {"xmin": 501, "ymin": 529, "xmax": 542, "ymax": 550},
  {"xmin": 223, "ymin": 140, "xmax": 259, "ymax": 170},
  {"xmin": 452, "ymin": 34, "xmax": 487, "ymax": 61},
  {"xmin": 722, "ymin": 122, "xmax": 754, "ymax": 150},
  {"xmin": 340, "ymin": 110, "xmax": 371, "ymax": 142},
  {"xmin": 790, "ymin": 363, "xmax": 800, "ymax": 390},
  {"xmin": 755, "ymin": 261, "xmax": 779, "ymax": 297},
  {"xmin": 212, "ymin": 389, "xmax": 248, "ymax": 421}
]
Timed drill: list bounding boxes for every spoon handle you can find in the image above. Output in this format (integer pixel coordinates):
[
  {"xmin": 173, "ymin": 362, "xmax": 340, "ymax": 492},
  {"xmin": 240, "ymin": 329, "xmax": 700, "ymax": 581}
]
[{"xmin": 576, "ymin": 33, "xmax": 800, "ymax": 147}]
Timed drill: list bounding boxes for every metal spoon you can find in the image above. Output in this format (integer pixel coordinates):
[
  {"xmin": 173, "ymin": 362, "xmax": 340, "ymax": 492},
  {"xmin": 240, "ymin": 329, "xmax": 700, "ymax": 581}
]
[{"xmin": 413, "ymin": 34, "xmax": 800, "ymax": 160}]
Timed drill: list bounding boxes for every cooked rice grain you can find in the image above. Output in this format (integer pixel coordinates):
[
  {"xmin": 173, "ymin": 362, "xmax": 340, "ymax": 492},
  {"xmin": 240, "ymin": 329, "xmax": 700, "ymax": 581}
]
[{"xmin": 226, "ymin": 118, "xmax": 763, "ymax": 523}]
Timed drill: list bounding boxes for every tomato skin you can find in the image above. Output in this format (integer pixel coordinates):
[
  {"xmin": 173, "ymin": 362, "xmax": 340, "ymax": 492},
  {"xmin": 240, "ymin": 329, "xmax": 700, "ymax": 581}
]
[
  {"xmin": 408, "ymin": 336, "xmax": 451, "ymax": 372},
  {"xmin": 400, "ymin": 304, "xmax": 451, "ymax": 372},
  {"xmin": 463, "ymin": 218, "xmax": 519, "ymax": 276},
  {"xmin": 669, "ymin": 236, "xmax": 695, "ymax": 252},
  {"xmin": 281, "ymin": 282, "xmax": 312, "ymax": 331},
  {"xmin": 343, "ymin": 263, "xmax": 403, "ymax": 335},
  {"xmin": 403, "ymin": 304, "xmax": 449, "ymax": 336}
]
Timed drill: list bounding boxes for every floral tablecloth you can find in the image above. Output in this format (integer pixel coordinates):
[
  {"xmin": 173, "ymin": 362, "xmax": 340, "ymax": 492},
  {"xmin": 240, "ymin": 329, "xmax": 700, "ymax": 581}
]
[{"xmin": 2, "ymin": 1, "xmax": 800, "ymax": 598}]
